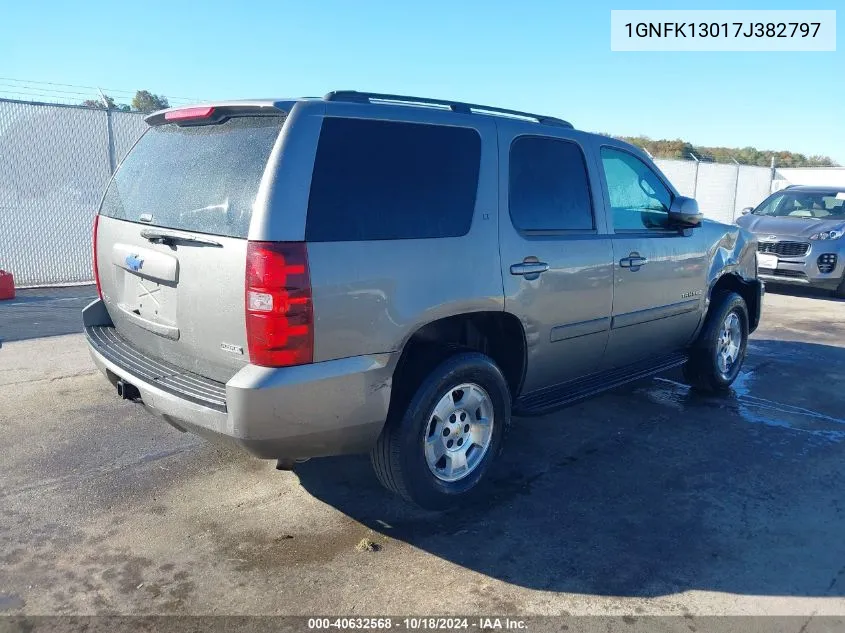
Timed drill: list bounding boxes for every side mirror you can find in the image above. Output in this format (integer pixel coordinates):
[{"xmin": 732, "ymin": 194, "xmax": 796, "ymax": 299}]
[
  {"xmin": 669, "ymin": 196, "xmax": 702, "ymax": 228},
  {"xmin": 741, "ymin": 207, "xmax": 753, "ymax": 215}
]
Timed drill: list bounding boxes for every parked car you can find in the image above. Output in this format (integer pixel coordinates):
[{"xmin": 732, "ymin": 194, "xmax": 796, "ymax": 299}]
[
  {"xmin": 736, "ymin": 185, "xmax": 845, "ymax": 297},
  {"xmin": 83, "ymin": 91, "xmax": 763, "ymax": 508}
]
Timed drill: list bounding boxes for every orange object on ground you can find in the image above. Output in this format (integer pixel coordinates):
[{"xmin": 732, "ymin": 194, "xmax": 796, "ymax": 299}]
[{"xmin": 0, "ymin": 270, "xmax": 15, "ymax": 300}]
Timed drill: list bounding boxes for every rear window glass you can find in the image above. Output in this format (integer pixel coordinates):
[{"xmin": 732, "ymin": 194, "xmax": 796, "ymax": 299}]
[
  {"xmin": 305, "ymin": 118, "xmax": 481, "ymax": 241},
  {"xmin": 100, "ymin": 116, "xmax": 284, "ymax": 238}
]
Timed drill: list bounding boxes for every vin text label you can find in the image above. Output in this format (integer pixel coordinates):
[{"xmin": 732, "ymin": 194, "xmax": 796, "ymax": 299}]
[{"xmin": 611, "ymin": 10, "xmax": 835, "ymax": 51}]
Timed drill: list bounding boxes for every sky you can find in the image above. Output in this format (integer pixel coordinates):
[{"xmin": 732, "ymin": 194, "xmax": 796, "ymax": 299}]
[{"xmin": 3, "ymin": 0, "xmax": 843, "ymax": 162}]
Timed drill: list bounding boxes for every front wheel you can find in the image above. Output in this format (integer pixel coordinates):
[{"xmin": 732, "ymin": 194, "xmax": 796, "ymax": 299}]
[
  {"xmin": 683, "ymin": 291, "xmax": 749, "ymax": 392},
  {"xmin": 371, "ymin": 352, "xmax": 511, "ymax": 509}
]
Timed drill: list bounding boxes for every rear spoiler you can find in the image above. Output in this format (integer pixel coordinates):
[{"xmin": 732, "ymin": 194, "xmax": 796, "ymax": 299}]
[{"xmin": 145, "ymin": 101, "xmax": 287, "ymax": 126}]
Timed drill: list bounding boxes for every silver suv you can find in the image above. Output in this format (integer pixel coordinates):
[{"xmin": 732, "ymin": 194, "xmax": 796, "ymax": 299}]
[
  {"xmin": 84, "ymin": 91, "xmax": 763, "ymax": 508},
  {"xmin": 737, "ymin": 185, "xmax": 845, "ymax": 297}
]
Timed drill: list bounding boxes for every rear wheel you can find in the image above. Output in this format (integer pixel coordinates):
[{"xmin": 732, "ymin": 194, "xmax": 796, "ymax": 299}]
[
  {"xmin": 371, "ymin": 352, "xmax": 510, "ymax": 509},
  {"xmin": 683, "ymin": 292, "xmax": 749, "ymax": 392}
]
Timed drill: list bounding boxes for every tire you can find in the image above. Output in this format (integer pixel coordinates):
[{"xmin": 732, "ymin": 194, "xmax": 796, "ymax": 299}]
[
  {"xmin": 835, "ymin": 276, "xmax": 845, "ymax": 299},
  {"xmin": 371, "ymin": 352, "xmax": 511, "ymax": 509},
  {"xmin": 683, "ymin": 291, "xmax": 749, "ymax": 393}
]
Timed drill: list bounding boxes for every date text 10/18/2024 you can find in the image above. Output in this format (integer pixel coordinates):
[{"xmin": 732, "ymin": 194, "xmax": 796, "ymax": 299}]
[{"xmin": 308, "ymin": 617, "xmax": 527, "ymax": 630}]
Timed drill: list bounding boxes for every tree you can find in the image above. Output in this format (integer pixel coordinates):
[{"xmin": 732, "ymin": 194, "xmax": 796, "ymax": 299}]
[
  {"xmin": 131, "ymin": 90, "xmax": 169, "ymax": 113},
  {"xmin": 81, "ymin": 94, "xmax": 117, "ymax": 109},
  {"xmin": 616, "ymin": 135, "xmax": 839, "ymax": 167},
  {"xmin": 80, "ymin": 94, "xmax": 131, "ymax": 111}
]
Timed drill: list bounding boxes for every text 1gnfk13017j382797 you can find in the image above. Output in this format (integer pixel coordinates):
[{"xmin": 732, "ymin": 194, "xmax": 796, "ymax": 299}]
[{"xmin": 624, "ymin": 22, "xmax": 821, "ymax": 39}]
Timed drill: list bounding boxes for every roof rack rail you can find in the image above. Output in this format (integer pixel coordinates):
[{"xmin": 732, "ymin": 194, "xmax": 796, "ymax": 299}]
[{"xmin": 323, "ymin": 91, "xmax": 573, "ymax": 128}]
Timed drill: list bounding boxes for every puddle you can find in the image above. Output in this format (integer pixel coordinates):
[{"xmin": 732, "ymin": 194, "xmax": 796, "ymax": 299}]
[
  {"xmin": 0, "ymin": 593, "xmax": 25, "ymax": 611},
  {"xmin": 639, "ymin": 371, "xmax": 845, "ymax": 445},
  {"xmin": 729, "ymin": 371, "xmax": 845, "ymax": 441}
]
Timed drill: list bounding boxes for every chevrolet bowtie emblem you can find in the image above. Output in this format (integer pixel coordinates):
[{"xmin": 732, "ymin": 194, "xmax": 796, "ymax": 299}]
[{"xmin": 125, "ymin": 254, "xmax": 144, "ymax": 272}]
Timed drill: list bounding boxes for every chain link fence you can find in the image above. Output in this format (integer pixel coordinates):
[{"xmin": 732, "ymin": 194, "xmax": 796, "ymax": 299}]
[
  {"xmin": 0, "ymin": 97, "xmax": 819, "ymax": 287},
  {"xmin": 111, "ymin": 111, "xmax": 148, "ymax": 168},
  {"xmin": 0, "ymin": 99, "xmax": 147, "ymax": 286},
  {"xmin": 654, "ymin": 158, "xmax": 774, "ymax": 224}
]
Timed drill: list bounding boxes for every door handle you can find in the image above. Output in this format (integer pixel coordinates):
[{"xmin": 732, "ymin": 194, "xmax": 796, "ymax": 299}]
[
  {"xmin": 510, "ymin": 262, "xmax": 549, "ymax": 276},
  {"xmin": 619, "ymin": 255, "xmax": 648, "ymax": 269}
]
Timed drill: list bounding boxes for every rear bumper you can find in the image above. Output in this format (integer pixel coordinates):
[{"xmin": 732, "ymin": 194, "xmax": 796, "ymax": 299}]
[{"xmin": 84, "ymin": 300, "xmax": 395, "ymax": 459}]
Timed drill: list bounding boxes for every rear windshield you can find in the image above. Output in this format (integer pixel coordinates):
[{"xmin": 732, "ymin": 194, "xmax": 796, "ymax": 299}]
[{"xmin": 100, "ymin": 116, "xmax": 284, "ymax": 238}]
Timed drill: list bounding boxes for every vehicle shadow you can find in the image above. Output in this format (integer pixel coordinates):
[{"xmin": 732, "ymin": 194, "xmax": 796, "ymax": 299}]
[
  {"xmin": 764, "ymin": 282, "xmax": 844, "ymax": 302},
  {"xmin": 296, "ymin": 338, "xmax": 845, "ymax": 597}
]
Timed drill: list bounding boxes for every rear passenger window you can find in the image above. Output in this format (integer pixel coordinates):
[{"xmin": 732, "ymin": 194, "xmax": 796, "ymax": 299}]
[
  {"xmin": 509, "ymin": 136, "xmax": 594, "ymax": 232},
  {"xmin": 305, "ymin": 118, "xmax": 481, "ymax": 241}
]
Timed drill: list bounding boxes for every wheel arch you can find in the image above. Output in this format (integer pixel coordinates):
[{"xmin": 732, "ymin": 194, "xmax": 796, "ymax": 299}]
[
  {"xmin": 389, "ymin": 311, "xmax": 527, "ymax": 418},
  {"xmin": 707, "ymin": 272, "xmax": 762, "ymax": 333}
]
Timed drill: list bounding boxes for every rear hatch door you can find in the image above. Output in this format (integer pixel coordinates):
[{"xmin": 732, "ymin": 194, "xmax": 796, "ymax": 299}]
[{"xmin": 96, "ymin": 107, "xmax": 285, "ymax": 383}]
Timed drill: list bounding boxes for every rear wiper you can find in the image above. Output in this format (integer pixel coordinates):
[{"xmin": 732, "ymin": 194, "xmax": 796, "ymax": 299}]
[{"xmin": 140, "ymin": 229, "xmax": 222, "ymax": 247}]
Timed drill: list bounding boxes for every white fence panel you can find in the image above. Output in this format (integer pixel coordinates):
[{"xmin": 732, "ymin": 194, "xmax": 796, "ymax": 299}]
[
  {"xmin": 775, "ymin": 167, "xmax": 845, "ymax": 188},
  {"xmin": 112, "ymin": 110, "xmax": 149, "ymax": 164},
  {"xmin": 0, "ymin": 100, "xmax": 115, "ymax": 286},
  {"xmin": 694, "ymin": 162, "xmax": 740, "ymax": 224},
  {"xmin": 0, "ymin": 98, "xmax": 833, "ymax": 286},
  {"xmin": 735, "ymin": 165, "xmax": 773, "ymax": 214},
  {"xmin": 654, "ymin": 158, "xmax": 697, "ymax": 198}
]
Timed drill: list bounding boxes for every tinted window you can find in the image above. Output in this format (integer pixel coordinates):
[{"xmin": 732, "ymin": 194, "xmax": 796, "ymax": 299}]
[
  {"xmin": 305, "ymin": 118, "xmax": 481, "ymax": 241},
  {"xmin": 509, "ymin": 136, "xmax": 594, "ymax": 231},
  {"xmin": 100, "ymin": 116, "xmax": 284, "ymax": 238},
  {"xmin": 600, "ymin": 147, "xmax": 673, "ymax": 231}
]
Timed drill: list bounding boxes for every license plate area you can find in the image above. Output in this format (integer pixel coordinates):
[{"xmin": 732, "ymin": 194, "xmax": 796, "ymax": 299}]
[
  {"xmin": 757, "ymin": 253, "xmax": 778, "ymax": 270},
  {"xmin": 111, "ymin": 243, "xmax": 179, "ymax": 338},
  {"xmin": 123, "ymin": 273, "xmax": 176, "ymax": 323}
]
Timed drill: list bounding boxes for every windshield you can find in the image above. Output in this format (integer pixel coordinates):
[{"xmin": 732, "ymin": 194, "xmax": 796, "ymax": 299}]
[
  {"xmin": 100, "ymin": 115, "xmax": 284, "ymax": 238},
  {"xmin": 753, "ymin": 191, "xmax": 845, "ymax": 220}
]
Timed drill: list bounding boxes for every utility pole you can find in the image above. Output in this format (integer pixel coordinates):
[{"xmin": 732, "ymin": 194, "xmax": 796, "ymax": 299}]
[
  {"xmin": 99, "ymin": 87, "xmax": 117, "ymax": 174},
  {"xmin": 770, "ymin": 156, "xmax": 777, "ymax": 193},
  {"xmin": 689, "ymin": 152, "xmax": 700, "ymax": 198},
  {"xmin": 730, "ymin": 157, "xmax": 741, "ymax": 221},
  {"xmin": 97, "ymin": 88, "xmax": 110, "ymax": 110}
]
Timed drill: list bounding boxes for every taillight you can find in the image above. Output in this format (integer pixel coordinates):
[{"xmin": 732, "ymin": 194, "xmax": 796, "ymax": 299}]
[
  {"xmin": 93, "ymin": 214, "xmax": 102, "ymax": 299},
  {"xmin": 245, "ymin": 242, "xmax": 313, "ymax": 367}
]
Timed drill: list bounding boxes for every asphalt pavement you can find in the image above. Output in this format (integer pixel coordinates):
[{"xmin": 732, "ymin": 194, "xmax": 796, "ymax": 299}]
[{"xmin": 1, "ymin": 286, "xmax": 844, "ymax": 620}]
